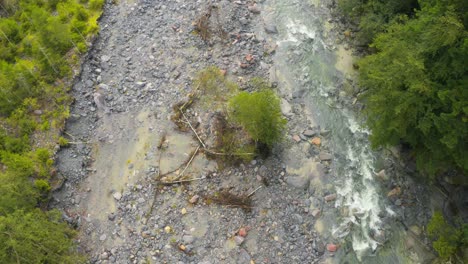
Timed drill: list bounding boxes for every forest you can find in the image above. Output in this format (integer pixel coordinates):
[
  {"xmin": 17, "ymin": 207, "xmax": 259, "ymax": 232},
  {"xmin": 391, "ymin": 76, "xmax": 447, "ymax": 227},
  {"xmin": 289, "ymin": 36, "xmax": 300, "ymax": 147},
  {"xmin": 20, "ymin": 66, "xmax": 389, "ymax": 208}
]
[
  {"xmin": 340, "ymin": 0, "xmax": 467, "ymax": 177},
  {"xmin": 338, "ymin": 0, "xmax": 467, "ymax": 260},
  {"xmin": 0, "ymin": 0, "xmax": 102, "ymax": 262}
]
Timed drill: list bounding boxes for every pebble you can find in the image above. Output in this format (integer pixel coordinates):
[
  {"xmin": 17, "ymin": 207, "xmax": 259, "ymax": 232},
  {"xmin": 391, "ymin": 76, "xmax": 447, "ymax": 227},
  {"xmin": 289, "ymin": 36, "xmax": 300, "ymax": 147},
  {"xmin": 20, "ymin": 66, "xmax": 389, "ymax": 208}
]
[
  {"xmin": 239, "ymin": 227, "xmax": 247, "ymax": 237},
  {"xmin": 310, "ymin": 137, "xmax": 321, "ymax": 146},
  {"xmin": 319, "ymin": 152, "xmax": 332, "ymax": 161},
  {"xmin": 234, "ymin": 236, "xmax": 245, "ymax": 246},
  {"xmin": 248, "ymin": 5, "xmax": 261, "ymax": 14},
  {"xmin": 311, "ymin": 209, "xmax": 321, "ymax": 218},
  {"xmin": 292, "ymin": 135, "xmax": 301, "ymax": 142},
  {"xmin": 303, "ymin": 130, "xmax": 315, "ymax": 137},
  {"xmin": 189, "ymin": 195, "xmax": 199, "ymax": 204},
  {"xmin": 99, "ymin": 234, "xmax": 107, "ymax": 241},
  {"xmin": 324, "ymin": 193, "xmax": 337, "ymax": 202},
  {"xmin": 326, "ymin": 243, "xmax": 338, "ymax": 252},
  {"xmin": 113, "ymin": 192, "xmax": 122, "ymax": 201},
  {"xmin": 264, "ymin": 24, "xmax": 278, "ymax": 34},
  {"xmin": 181, "ymin": 208, "xmax": 187, "ymax": 215}
]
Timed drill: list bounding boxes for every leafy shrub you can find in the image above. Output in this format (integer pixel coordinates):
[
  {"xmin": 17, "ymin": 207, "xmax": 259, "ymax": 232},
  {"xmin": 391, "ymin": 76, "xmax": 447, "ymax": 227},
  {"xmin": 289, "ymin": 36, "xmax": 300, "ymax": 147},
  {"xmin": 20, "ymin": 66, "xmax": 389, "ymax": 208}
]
[
  {"xmin": 89, "ymin": 0, "xmax": 104, "ymax": 11},
  {"xmin": 34, "ymin": 179, "xmax": 51, "ymax": 193},
  {"xmin": 358, "ymin": 2, "xmax": 468, "ymax": 176},
  {"xmin": 427, "ymin": 211, "xmax": 468, "ymax": 260},
  {"xmin": 0, "ymin": 209, "xmax": 84, "ymax": 263},
  {"xmin": 228, "ymin": 89, "xmax": 286, "ymax": 149},
  {"xmin": 58, "ymin": 136, "xmax": 69, "ymax": 147}
]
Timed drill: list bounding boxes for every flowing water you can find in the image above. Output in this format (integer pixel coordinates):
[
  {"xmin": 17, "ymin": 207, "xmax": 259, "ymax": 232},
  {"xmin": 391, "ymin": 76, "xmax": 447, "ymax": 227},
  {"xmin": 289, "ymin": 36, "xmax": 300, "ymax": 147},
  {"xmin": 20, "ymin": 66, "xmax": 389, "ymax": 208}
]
[{"xmin": 259, "ymin": 0, "xmax": 431, "ymax": 263}]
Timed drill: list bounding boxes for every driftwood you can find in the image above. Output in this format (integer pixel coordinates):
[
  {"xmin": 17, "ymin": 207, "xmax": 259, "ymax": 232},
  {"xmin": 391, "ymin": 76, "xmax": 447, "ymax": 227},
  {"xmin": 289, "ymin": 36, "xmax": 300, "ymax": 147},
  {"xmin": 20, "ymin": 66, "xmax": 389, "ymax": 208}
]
[
  {"xmin": 206, "ymin": 190, "xmax": 252, "ymax": 212},
  {"xmin": 159, "ymin": 177, "xmax": 205, "ymax": 186}
]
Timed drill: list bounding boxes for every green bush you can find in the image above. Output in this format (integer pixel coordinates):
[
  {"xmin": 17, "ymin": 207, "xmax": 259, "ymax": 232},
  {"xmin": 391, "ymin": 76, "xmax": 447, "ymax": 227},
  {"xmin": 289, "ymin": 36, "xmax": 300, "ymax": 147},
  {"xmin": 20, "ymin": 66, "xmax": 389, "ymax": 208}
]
[
  {"xmin": 358, "ymin": 1, "xmax": 468, "ymax": 176},
  {"xmin": 0, "ymin": 209, "xmax": 84, "ymax": 263},
  {"xmin": 228, "ymin": 89, "xmax": 286, "ymax": 149},
  {"xmin": 59, "ymin": 136, "xmax": 69, "ymax": 147},
  {"xmin": 34, "ymin": 179, "xmax": 51, "ymax": 193},
  {"xmin": 89, "ymin": 0, "xmax": 104, "ymax": 11},
  {"xmin": 427, "ymin": 211, "xmax": 468, "ymax": 260}
]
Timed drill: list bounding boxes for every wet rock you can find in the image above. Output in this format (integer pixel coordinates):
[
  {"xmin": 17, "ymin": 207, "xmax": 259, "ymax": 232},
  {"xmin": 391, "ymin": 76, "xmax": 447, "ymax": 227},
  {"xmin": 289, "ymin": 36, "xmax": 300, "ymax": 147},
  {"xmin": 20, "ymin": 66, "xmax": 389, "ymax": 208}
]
[
  {"xmin": 292, "ymin": 135, "xmax": 301, "ymax": 142},
  {"xmin": 387, "ymin": 187, "xmax": 401, "ymax": 197},
  {"xmin": 324, "ymin": 193, "xmax": 337, "ymax": 202},
  {"xmin": 113, "ymin": 192, "xmax": 122, "ymax": 201},
  {"xmin": 395, "ymin": 199, "xmax": 402, "ymax": 206},
  {"xmin": 303, "ymin": 130, "xmax": 315, "ymax": 137},
  {"xmin": 376, "ymin": 169, "xmax": 388, "ymax": 181},
  {"xmin": 319, "ymin": 152, "xmax": 332, "ymax": 161},
  {"xmin": 286, "ymin": 176, "xmax": 309, "ymax": 189},
  {"xmin": 320, "ymin": 129, "xmax": 331, "ymax": 136},
  {"xmin": 264, "ymin": 24, "xmax": 278, "ymax": 34},
  {"xmin": 310, "ymin": 137, "xmax": 321, "ymax": 146}
]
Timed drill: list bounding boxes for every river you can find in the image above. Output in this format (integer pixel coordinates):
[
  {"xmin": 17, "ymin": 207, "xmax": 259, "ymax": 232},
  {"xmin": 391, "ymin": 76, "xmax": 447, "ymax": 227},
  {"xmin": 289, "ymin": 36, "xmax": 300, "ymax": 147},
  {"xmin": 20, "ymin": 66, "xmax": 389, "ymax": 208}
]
[{"xmin": 258, "ymin": 0, "xmax": 432, "ymax": 263}]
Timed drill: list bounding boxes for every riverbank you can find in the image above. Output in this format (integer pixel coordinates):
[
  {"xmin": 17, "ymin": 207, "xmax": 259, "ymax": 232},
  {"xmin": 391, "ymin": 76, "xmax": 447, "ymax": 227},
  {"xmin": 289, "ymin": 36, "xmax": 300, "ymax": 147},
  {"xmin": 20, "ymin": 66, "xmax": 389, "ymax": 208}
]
[{"xmin": 52, "ymin": 0, "xmax": 434, "ymax": 263}]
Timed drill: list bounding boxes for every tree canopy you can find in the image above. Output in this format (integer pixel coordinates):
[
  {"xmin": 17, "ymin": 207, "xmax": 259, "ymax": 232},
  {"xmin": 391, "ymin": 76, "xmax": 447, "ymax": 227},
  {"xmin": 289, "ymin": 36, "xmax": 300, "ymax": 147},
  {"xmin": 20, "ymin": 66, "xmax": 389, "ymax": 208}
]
[{"xmin": 351, "ymin": 0, "xmax": 468, "ymax": 176}]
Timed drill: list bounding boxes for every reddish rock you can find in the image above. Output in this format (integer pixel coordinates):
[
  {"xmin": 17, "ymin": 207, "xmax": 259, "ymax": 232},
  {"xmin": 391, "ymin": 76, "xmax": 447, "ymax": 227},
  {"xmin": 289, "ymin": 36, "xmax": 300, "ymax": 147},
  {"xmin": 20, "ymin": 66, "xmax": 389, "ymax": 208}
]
[
  {"xmin": 245, "ymin": 54, "xmax": 254, "ymax": 62},
  {"xmin": 240, "ymin": 63, "xmax": 249, "ymax": 69},
  {"xmin": 327, "ymin": 243, "xmax": 338, "ymax": 252},
  {"xmin": 220, "ymin": 69, "xmax": 227, "ymax": 76},
  {"xmin": 292, "ymin": 135, "xmax": 301, "ymax": 142},
  {"xmin": 239, "ymin": 227, "xmax": 247, "ymax": 237},
  {"xmin": 310, "ymin": 137, "xmax": 321, "ymax": 146}
]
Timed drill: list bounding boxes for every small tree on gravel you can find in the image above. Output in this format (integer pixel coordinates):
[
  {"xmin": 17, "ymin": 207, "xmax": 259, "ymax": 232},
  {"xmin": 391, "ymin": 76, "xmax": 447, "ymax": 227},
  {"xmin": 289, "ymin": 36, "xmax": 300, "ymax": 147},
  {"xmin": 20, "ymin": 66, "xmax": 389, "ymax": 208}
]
[{"xmin": 228, "ymin": 88, "xmax": 286, "ymax": 151}]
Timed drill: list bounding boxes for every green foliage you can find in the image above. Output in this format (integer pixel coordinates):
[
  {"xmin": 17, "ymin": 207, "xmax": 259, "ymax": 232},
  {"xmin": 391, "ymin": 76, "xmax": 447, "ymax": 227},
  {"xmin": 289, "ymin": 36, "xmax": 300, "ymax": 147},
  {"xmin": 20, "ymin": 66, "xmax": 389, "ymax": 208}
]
[
  {"xmin": 194, "ymin": 66, "xmax": 238, "ymax": 106},
  {"xmin": 0, "ymin": 209, "xmax": 83, "ymax": 263},
  {"xmin": 0, "ymin": 0, "xmax": 101, "ymax": 116},
  {"xmin": 59, "ymin": 136, "xmax": 70, "ymax": 147},
  {"xmin": 89, "ymin": 0, "xmax": 104, "ymax": 11},
  {"xmin": 427, "ymin": 211, "xmax": 468, "ymax": 260},
  {"xmin": 0, "ymin": 0, "xmax": 102, "ymax": 262},
  {"xmin": 34, "ymin": 179, "xmax": 51, "ymax": 193},
  {"xmin": 338, "ymin": 0, "xmax": 419, "ymax": 45},
  {"xmin": 357, "ymin": 1, "xmax": 468, "ymax": 176},
  {"xmin": 229, "ymin": 88, "xmax": 286, "ymax": 148},
  {"xmin": 0, "ymin": 172, "xmax": 38, "ymax": 214}
]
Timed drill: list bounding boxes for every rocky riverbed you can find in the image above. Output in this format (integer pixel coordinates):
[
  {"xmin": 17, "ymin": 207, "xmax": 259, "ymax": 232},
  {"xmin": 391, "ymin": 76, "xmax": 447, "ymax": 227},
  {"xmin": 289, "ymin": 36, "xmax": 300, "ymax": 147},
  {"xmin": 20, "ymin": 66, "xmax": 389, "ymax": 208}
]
[{"xmin": 51, "ymin": 0, "xmax": 435, "ymax": 263}]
